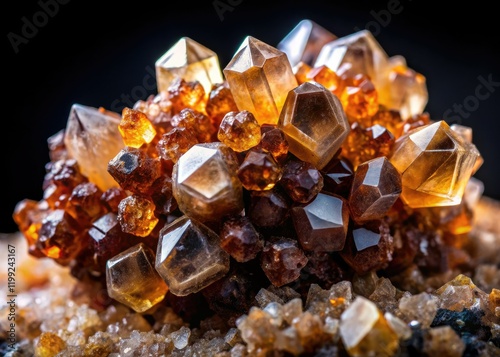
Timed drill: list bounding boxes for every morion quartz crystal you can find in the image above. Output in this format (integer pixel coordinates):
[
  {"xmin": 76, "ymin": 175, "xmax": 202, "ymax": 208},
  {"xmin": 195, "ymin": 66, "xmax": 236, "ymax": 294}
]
[{"xmin": 10, "ymin": 18, "xmax": 495, "ymax": 357}]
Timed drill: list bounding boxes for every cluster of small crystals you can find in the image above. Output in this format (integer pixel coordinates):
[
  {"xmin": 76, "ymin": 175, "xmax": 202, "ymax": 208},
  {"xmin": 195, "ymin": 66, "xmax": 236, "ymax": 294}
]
[{"xmin": 10, "ymin": 18, "xmax": 496, "ymax": 356}]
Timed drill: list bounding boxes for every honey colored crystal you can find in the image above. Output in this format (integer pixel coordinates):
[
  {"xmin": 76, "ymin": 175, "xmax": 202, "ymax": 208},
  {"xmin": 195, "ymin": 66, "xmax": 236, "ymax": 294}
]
[
  {"xmin": 217, "ymin": 110, "xmax": 262, "ymax": 152},
  {"xmin": 106, "ymin": 243, "xmax": 168, "ymax": 313},
  {"xmin": 238, "ymin": 149, "xmax": 282, "ymax": 191},
  {"xmin": 277, "ymin": 19, "xmax": 337, "ymax": 67},
  {"xmin": 118, "ymin": 108, "xmax": 157, "ymax": 148},
  {"xmin": 155, "ymin": 37, "xmax": 223, "ymax": 95},
  {"xmin": 390, "ymin": 120, "xmax": 481, "ymax": 208},
  {"xmin": 155, "ymin": 215, "xmax": 230, "ymax": 296},
  {"xmin": 172, "ymin": 142, "xmax": 243, "ymax": 223},
  {"xmin": 64, "ymin": 104, "xmax": 124, "ymax": 191},
  {"xmin": 223, "ymin": 36, "xmax": 298, "ymax": 125},
  {"xmin": 339, "ymin": 296, "xmax": 399, "ymax": 357},
  {"xmin": 117, "ymin": 195, "xmax": 159, "ymax": 237},
  {"xmin": 278, "ymin": 81, "xmax": 350, "ymax": 169}
]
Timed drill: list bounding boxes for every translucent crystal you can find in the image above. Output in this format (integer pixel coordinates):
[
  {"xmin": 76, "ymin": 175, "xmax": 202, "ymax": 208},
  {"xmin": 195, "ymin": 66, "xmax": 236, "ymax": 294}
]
[
  {"xmin": 237, "ymin": 150, "xmax": 282, "ymax": 191},
  {"xmin": 35, "ymin": 332, "xmax": 66, "ymax": 357},
  {"xmin": 277, "ymin": 19, "xmax": 337, "ymax": 67},
  {"xmin": 64, "ymin": 104, "xmax": 124, "ymax": 191},
  {"xmin": 340, "ymin": 74, "xmax": 379, "ymax": 125},
  {"xmin": 339, "ymin": 296, "xmax": 399, "ymax": 357},
  {"xmin": 315, "ymin": 30, "xmax": 389, "ymax": 93},
  {"xmin": 106, "ymin": 243, "xmax": 168, "ymax": 313},
  {"xmin": 390, "ymin": 120, "xmax": 481, "ymax": 207},
  {"xmin": 219, "ymin": 215, "xmax": 263, "ymax": 262},
  {"xmin": 223, "ymin": 36, "xmax": 298, "ymax": 125},
  {"xmin": 348, "ymin": 157, "xmax": 402, "ymax": 222},
  {"xmin": 217, "ymin": 110, "xmax": 261, "ymax": 152},
  {"xmin": 155, "ymin": 215, "xmax": 230, "ymax": 296},
  {"xmin": 278, "ymin": 81, "xmax": 350, "ymax": 169},
  {"xmin": 423, "ymin": 326, "xmax": 465, "ymax": 357},
  {"xmin": 398, "ymin": 292, "xmax": 438, "ymax": 328},
  {"xmin": 434, "ymin": 274, "xmax": 477, "ymax": 311},
  {"xmin": 118, "ymin": 108, "xmax": 157, "ymax": 148},
  {"xmin": 117, "ymin": 195, "xmax": 159, "ymax": 237},
  {"xmin": 155, "ymin": 37, "xmax": 223, "ymax": 95},
  {"xmin": 279, "ymin": 157, "xmax": 324, "ymax": 203},
  {"xmin": 171, "ymin": 142, "xmax": 244, "ymax": 223},
  {"xmin": 291, "ymin": 192, "xmax": 349, "ymax": 252}
]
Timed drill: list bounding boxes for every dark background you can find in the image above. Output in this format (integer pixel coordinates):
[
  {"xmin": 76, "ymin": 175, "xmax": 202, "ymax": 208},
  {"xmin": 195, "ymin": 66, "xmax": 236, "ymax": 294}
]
[{"xmin": 3, "ymin": 0, "xmax": 499, "ymax": 233}]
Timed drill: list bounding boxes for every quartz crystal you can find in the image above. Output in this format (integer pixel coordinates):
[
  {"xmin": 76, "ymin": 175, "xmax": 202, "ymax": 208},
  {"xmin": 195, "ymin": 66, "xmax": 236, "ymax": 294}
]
[
  {"xmin": 155, "ymin": 37, "xmax": 223, "ymax": 95},
  {"xmin": 390, "ymin": 120, "xmax": 481, "ymax": 207},
  {"xmin": 106, "ymin": 243, "xmax": 168, "ymax": 313},
  {"xmin": 278, "ymin": 81, "xmax": 350, "ymax": 169},
  {"xmin": 223, "ymin": 36, "xmax": 298, "ymax": 125},
  {"xmin": 277, "ymin": 19, "xmax": 337, "ymax": 67},
  {"xmin": 155, "ymin": 215, "xmax": 230, "ymax": 296},
  {"xmin": 339, "ymin": 296, "xmax": 399, "ymax": 357},
  {"xmin": 315, "ymin": 30, "xmax": 389, "ymax": 93},
  {"xmin": 64, "ymin": 104, "xmax": 124, "ymax": 191},
  {"xmin": 291, "ymin": 192, "xmax": 349, "ymax": 252},
  {"xmin": 348, "ymin": 157, "xmax": 402, "ymax": 222},
  {"xmin": 172, "ymin": 142, "xmax": 243, "ymax": 223}
]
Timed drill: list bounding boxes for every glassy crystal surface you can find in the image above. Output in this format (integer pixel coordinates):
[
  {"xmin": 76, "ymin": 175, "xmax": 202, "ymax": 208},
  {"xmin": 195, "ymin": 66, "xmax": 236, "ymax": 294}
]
[
  {"xmin": 349, "ymin": 157, "xmax": 402, "ymax": 222},
  {"xmin": 247, "ymin": 187, "xmax": 291, "ymax": 227},
  {"xmin": 220, "ymin": 215, "xmax": 263, "ymax": 262},
  {"xmin": 155, "ymin": 215, "xmax": 230, "ymax": 296},
  {"xmin": 291, "ymin": 192, "xmax": 349, "ymax": 252},
  {"xmin": 315, "ymin": 30, "xmax": 389, "ymax": 92},
  {"xmin": 64, "ymin": 104, "xmax": 124, "ymax": 191},
  {"xmin": 117, "ymin": 195, "xmax": 159, "ymax": 237},
  {"xmin": 118, "ymin": 108, "xmax": 157, "ymax": 148},
  {"xmin": 217, "ymin": 110, "xmax": 261, "ymax": 152},
  {"xmin": 280, "ymin": 158, "xmax": 324, "ymax": 203},
  {"xmin": 223, "ymin": 36, "xmax": 298, "ymax": 125},
  {"xmin": 390, "ymin": 120, "xmax": 480, "ymax": 207},
  {"xmin": 238, "ymin": 149, "xmax": 282, "ymax": 191},
  {"xmin": 155, "ymin": 37, "xmax": 223, "ymax": 95},
  {"xmin": 277, "ymin": 19, "xmax": 337, "ymax": 67},
  {"xmin": 106, "ymin": 243, "xmax": 168, "ymax": 312},
  {"xmin": 172, "ymin": 142, "xmax": 244, "ymax": 223},
  {"xmin": 423, "ymin": 326, "xmax": 465, "ymax": 357},
  {"xmin": 278, "ymin": 81, "xmax": 350, "ymax": 169},
  {"xmin": 398, "ymin": 292, "xmax": 438, "ymax": 328},
  {"xmin": 339, "ymin": 296, "xmax": 399, "ymax": 357}
]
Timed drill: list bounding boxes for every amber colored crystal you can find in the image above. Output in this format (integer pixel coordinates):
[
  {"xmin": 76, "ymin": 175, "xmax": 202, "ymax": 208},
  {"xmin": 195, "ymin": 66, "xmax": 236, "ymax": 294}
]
[
  {"xmin": 64, "ymin": 104, "xmax": 124, "ymax": 191},
  {"xmin": 36, "ymin": 209, "xmax": 87, "ymax": 265},
  {"xmin": 88, "ymin": 212, "xmax": 143, "ymax": 272},
  {"xmin": 148, "ymin": 175, "xmax": 178, "ymax": 217},
  {"xmin": 223, "ymin": 36, "xmax": 298, "ymax": 125},
  {"xmin": 106, "ymin": 243, "xmax": 168, "ymax": 312},
  {"xmin": 340, "ymin": 74, "xmax": 379, "ymax": 126},
  {"xmin": 278, "ymin": 81, "xmax": 350, "ymax": 169},
  {"xmin": 35, "ymin": 332, "xmax": 66, "ymax": 357},
  {"xmin": 277, "ymin": 19, "xmax": 337, "ymax": 67},
  {"xmin": 279, "ymin": 157, "xmax": 324, "ymax": 203},
  {"xmin": 172, "ymin": 142, "xmax": 243, "ymax": 223},
  {"xmin": 321, "ymin": 157, "xmax": 355, "ymax": 198},
  {"xmin": 260, "ymin": 237, "xmax": 308, "ymax": 287},
  {"xmin": 156, "ymin": 126, "xmax": 198, "ymax": 163},
  {"xmin": 117, "ymin": 195, "xmax": 159, "ymax": 237},
  {"xmin": 237, "ymin": 149, "xmax": 282, "ymax": 191},
  {"xmin": 107, "ymin": 147, "xmax": 162, "ymax": 196},
  {"xmin": 339, "ymin": 296, "xmax": 399, "ymax": 357},
  {"xmin": 349, "ymin": 157, "xmax": 402, "ymax": 222},
  {"xmin": 451, "ymin": 123, "xmax": 484, "ymax": 175},
  {"xmin": 340, "ymin": 220, "xmax": 394, "ymax": 275},
  {"xmin": 43, "ymin": 158, "xmax": 88, "ymax": 192},
  {"xmin": 118, "ymin": 107, "xmax": 157, "ymax": 148},
  {"xmin": 66, "ymin": 182, "xmax": 106, "ymax": 226},
  {"xmin": 155, "ymin": 36, "xmax": 223, "ymax": 95},
  {"xmin": 259, "ymin": 127, "xmax": 290, "ymax": 164},
  {"xmin": 291, "ymin": 192, "xmax": 349, "ymax": 252},
  {"xmin": 370, "ymin": 108, "xmax": 404, "ymax": 138},
  {"xmin": 220, "ymin": 215, "xmax": 263, "ymax": 262},
  {"xmin": 423, "ymin": 326, "xmax": 465, "ymax": 357},
  {"xmin": 342, "ymin": 123, "xmax": 395, "ymax": 170},
  {"xmin": 167, "ymin": 77, "xmax": 206, "ymax": 114},
  {"xmin": 100, "ymin": 187, "xmax": 128, "ymax": 214},
  {"xmin": 47, "ymin": 129, "xmax": 67, "ymax": 162},
  {"xmin": 390, "ymin": 120, "xmax": 480, "ymax": 207},
  {"xmin": 306, "ymin": 65, "xmax": 341, "ymax": 95},
  {"xmin": 489, "ymin": 288, "xmax": 500, "ymax": 318},
  {"xmin": 400, "ymin": 111, "xmax": 431, "ymax": 137},
  {"xmin": 12, "ymin": 199, "xmax": 49, "ymax": 258},
  {"xmin": 217, "ymin": 110, "xmax": 262, "ymax": 152},
  {"xmin": 293, "ymin": 61, "xmax": 313, "ymax": 84},
  {"xmin": 247, "ymin": 187, "xmax": 291, "ymax": 228},
  {"xmin": 171, "ymin": 107, "xmax": 215, "ymax": 143},
  {"xmin": 434, "ymin": 274, "xmax": 477, "ymax": 311},
  {"xmin": 155, "ymin": 215, "xmax": 230, "ymax": 296},
  {"xmin": 205, "ymin": 81, "xmax": 239, "ymax": 128},
  {"xmin": 315, "ymin": 30, "xmax": 389, "ymax": 95}
]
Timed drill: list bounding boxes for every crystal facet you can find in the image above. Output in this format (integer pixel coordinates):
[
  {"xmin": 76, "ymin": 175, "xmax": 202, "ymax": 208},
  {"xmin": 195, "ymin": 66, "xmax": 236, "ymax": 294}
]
[
  {"xmin": 155, "ymin": 216, "xmax": 230, "ymax": 296},
  {"xmin": 155, "ymin": 37, "xmax": 223, "ymax": 95},
  {"xmin": 390, "ymin": 120, "xmax": 481, "ymax": 207},
  {"xmin": 278, "ymin": 81, "xmax": 350, "ymax": 169},
  {"xmin": 64, "ymin": 104, "xmax": 124, "ymax": 191},
  {"xmin": 223, "ymin": 36, "xmax": 298, "ymax": 125},
  {"xmin": 106, "ymin": 243, "xmax": 168, "ymax": 312}
]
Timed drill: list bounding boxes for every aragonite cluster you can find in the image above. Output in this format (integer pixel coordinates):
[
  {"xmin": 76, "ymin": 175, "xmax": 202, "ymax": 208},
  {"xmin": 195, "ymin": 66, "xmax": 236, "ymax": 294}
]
[{"xmin": 4, "ymin": 19, "xmax": 500, "ymax": 357}]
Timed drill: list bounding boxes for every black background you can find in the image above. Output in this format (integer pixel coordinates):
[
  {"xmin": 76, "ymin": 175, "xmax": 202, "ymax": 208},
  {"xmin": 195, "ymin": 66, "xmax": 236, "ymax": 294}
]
[{"xmin": 3, "ymin": 0, "xmax": 499, "ymax": 233}]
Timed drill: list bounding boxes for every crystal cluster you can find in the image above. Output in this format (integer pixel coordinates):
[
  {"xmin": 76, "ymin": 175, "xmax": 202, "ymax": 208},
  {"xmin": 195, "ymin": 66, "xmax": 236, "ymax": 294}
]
[{"xmin": 9, "ymin": 18, "xmax": 498, "ymax": 357}]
